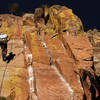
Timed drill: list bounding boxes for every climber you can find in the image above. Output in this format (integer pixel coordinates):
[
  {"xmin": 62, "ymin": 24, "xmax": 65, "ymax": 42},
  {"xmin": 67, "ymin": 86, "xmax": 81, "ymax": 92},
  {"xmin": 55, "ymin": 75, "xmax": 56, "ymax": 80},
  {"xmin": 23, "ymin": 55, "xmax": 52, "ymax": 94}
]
[{"xmin": 0, "ymin": 33, "xmax": 8, "ymax": 61}]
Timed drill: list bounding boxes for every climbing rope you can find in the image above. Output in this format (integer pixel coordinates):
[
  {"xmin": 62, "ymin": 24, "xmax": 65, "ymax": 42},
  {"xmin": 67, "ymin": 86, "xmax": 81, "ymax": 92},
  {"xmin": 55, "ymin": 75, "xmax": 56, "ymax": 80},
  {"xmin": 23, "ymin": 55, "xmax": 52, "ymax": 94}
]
[
  {"xmin": 0, "ymin": 40, "xmax": 14, "ymax": 96},
  {"xmin": 0, "ymin": 63, "xmax": 8, "ymax": 96}
]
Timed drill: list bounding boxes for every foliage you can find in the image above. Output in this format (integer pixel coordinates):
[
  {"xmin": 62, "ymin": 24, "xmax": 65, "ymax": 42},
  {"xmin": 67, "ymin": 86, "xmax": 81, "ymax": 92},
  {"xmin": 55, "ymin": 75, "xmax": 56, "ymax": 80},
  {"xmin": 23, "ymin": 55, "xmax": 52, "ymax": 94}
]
[{"xmin": 9, "ymin": 3, "xmax": 19, "ymax": 15}]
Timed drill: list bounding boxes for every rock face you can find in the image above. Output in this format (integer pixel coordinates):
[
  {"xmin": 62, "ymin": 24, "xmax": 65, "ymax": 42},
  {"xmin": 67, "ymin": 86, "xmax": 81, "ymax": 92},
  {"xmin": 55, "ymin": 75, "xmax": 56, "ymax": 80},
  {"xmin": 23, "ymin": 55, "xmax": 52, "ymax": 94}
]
[
  {"xmin": 0, "ymin": 5, "xmax": 100, "ymax": 100},
  {"xmin": 0, "ymin": 40, "xmax": 29, "ymax": 100},
  {"xmin": 24, "ymin": 5, "xmax": 100, "ymax": 100},
  {"xmin": 0, "ymin": 14, "xmax": 21, "ymax": 27},
  {"xmin": 23, "ymin": 13, "xmax": 34, "ymax": 26},
  {"xmin": 87, "ymin": 29, "xmax": 100, "ymax": 76},
  {"xmin": 0, "ymin": 14, "xmax": 22, "ymax": 40}
]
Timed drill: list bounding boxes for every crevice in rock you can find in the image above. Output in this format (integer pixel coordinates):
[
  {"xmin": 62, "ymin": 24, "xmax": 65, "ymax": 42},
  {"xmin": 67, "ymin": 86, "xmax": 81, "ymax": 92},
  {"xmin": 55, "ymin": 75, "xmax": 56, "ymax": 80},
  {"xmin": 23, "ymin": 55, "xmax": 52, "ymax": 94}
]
[
  {"xmin": 39, "ymin": 34, "xmax": 74, "ymax": 99},
  {"xmin": 79, "ymin": 68, "xmax": 100, "ymax": 100},
  {"xmin": 58, "ymin": 35, "xmax": 76, "ymax": 62},
  {"xmin": 24, "ymin": 40, "xmax": 39, "ymax": 100}
]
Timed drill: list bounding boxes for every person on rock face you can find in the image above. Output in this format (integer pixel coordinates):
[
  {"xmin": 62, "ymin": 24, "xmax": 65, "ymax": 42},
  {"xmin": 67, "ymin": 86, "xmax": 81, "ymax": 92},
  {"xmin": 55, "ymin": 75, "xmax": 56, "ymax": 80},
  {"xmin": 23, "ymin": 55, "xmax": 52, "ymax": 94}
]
[{"xmin": 0, "ymin": 33, "xmax": 8, "ymax": 61}]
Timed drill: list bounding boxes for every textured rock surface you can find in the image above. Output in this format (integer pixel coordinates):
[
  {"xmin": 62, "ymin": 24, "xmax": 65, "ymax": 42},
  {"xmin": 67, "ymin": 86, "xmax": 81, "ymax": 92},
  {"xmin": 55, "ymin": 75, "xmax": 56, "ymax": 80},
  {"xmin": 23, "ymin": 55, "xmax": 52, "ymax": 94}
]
[
  {"xmin": 33, "ymin": 62, "xmax": 72, "ymax": 100},
  {"xmin": 23, "ymin": 5, "xmax": 100, "ymax": 100},
  {"xmin": 0, "ymin": 4, "xmax": 100, "ymax": 100},
  {"xmin": 23, "ymin": 13, "xmax": 34, "ymax": 26},
  {"xmin": 87, "ymin": 29, "xmax": 100, "ymax": 76},
  {"xmin": 0, "ymin": 40, "xmax": 29, "ymax": 100}
]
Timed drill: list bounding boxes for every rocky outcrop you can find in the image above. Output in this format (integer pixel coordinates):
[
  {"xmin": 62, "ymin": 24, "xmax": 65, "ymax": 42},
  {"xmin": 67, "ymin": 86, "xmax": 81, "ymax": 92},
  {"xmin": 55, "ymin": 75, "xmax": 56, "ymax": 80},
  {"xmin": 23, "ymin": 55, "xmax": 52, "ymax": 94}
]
[
  {"xmin": 0, "ymin": 4, "xmax": 100, "ymax": 100},
  {"xmin": 23, "ymin": 5, "xmax": 100, "ymax": 100},
  {"xmin": 87, "ymin": 29, "xmax": 100, "ymax": 76},
  {"xmin": 0, "ymin": 14, "xmax": 21, "ymax": 27},
  {"xmin": 23, "ymin": 13, "xmax": 34, "ymax": 26},
  {"xmin": 0, "ymin": 14, "xmax": 22, "ymax": 39}
]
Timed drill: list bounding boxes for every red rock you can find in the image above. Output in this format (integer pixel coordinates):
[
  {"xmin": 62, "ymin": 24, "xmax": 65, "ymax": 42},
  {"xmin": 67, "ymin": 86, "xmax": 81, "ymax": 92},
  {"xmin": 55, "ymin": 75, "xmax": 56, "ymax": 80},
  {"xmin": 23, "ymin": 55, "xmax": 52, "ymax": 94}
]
[
  {"xmin": 62, "ymin": 34, "xmax": 92, "ymax": 61},
  {"xmin": 33, "ymin": 62, "xmax": 72, "ymax": 100},
  {"xmin": 55, "ymin": 59, "xmax": 84, "ymax": 100},
  {"xmin": 42, "ymin": 34, "xmax": 84, "ymax": 99},
  {"xmin": 0, "ymin": 40, "xmax": 29, "ymax": 100},
  {"xmin": 25, "ymin": 33, "xmax": 50, "ymax": 65}
]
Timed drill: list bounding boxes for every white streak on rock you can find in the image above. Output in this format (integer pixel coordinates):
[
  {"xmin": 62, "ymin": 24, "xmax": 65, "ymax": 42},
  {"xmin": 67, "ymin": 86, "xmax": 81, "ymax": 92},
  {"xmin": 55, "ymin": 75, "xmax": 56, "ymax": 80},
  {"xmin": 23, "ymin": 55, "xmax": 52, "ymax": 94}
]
[
  {"xmin": 24, "ymin": 44, "xmax": 38, "ymax": 100},
  {"xmin": 51, "ymin": 65, "xmax": 74, "ymax": 97},
  {"xmin": 40, "ymin": 38, "xmax": 74, "ymax": 98}
]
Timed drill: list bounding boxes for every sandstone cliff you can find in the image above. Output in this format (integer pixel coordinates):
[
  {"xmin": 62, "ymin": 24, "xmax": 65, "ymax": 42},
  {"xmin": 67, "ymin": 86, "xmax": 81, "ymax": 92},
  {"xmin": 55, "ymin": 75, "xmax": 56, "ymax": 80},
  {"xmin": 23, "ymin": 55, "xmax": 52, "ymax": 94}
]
[{"xmin": 0, "ymin": 5, "xmax": 100, "ymax": 100}]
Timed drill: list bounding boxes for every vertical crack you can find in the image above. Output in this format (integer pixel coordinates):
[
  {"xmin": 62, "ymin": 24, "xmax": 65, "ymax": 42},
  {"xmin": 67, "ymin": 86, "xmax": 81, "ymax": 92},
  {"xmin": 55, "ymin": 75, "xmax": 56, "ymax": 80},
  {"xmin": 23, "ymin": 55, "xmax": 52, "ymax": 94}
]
[
  {"xmin": 24, "ymin": 41, "xmax": 39, "ymax": 100},
  {"xmin": 39, "ymin": 34, "xmax": 74, "ymax": 99}
]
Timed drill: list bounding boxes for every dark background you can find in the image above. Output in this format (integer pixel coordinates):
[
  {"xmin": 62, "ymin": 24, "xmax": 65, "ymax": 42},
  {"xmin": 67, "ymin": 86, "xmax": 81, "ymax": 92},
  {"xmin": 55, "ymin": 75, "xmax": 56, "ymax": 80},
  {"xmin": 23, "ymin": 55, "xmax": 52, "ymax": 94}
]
[{"xmin": 0, "ymin": 0, "xmax": 100, "ymax": 30}]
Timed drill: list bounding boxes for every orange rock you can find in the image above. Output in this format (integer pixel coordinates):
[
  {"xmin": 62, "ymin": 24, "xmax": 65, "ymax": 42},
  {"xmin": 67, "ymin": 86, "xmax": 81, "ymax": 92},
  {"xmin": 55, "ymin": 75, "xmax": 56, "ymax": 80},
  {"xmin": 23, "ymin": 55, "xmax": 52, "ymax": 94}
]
[
  {"xmin": 33, "ymin": 62, "xmax": 72, "ymax": 100},
  {"xmin": 25, "ymin": 33, "xmax": 50, "ymax": 65}
]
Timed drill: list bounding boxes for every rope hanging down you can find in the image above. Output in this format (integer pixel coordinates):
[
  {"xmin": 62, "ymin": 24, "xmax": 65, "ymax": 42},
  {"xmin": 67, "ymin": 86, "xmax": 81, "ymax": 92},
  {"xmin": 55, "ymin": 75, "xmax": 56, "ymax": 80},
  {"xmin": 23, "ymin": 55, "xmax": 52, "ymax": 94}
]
[{"xmin": 0, "ymin": 40, "xmax": 14, "ymax": 96}]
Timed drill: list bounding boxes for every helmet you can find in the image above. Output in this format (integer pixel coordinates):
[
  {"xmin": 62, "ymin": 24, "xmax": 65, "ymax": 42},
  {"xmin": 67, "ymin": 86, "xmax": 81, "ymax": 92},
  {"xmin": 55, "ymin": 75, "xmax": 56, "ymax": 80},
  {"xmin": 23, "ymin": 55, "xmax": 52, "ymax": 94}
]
[
  {"xmin": 0, "ymin": 33, "xmax": 8, "ymax": 42},
  {"xmin": 0, "ymin": 33, "xmax": 8, "ymax": 38}
]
